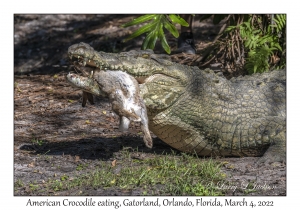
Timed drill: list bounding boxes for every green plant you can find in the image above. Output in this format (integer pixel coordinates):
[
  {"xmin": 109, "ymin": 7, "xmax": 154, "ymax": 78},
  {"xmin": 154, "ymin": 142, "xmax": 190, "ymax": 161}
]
[
  {"xmin": 123, "ymin": 14, "xmax": 286, "ymax": 75},
  {"xmin": 76, "ymin": 163, "xmax": 88, "ymax": 171},
  {"xmin": 27, "ymin": 151, "xmax": 225, "ymax": 195},
  {"xmin": 272, "ymin": 14, "xmax": 286, "ymax": 34},
  {"xmin": 122, "ymin": 14, "xmax": 189, "ymax": 54},
  {"xmin": 29, "ymin": 183, "xmax": 39, "ymax": 191},
  {"xmin": 197, "ymin": 14, "xmax": 286, "ymax": 74},
  {"xmin": 52, "ymin": 180, "xmax": 63, "ymax": 191},
  {"xmin": 76, "ymin": 164, "xmax": 84, "ymax": 171},
  {"xmin": 60, "ymin": 174, "xmax": 69, "ymax": 181},
  {"xmin": 31, "ymin": 138, "xmax": 44, "ymax": 146},
  {"xmin": 15, "ymin": 179, "xmax": 24, "ymax": 188},
  {"xmin": 225, "ymin": 14, "xmax": 285, "ymax": 73}
]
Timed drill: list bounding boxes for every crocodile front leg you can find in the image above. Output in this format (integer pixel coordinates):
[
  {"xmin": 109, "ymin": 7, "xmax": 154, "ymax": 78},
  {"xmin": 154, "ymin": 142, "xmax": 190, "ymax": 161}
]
[{"xmin": 254, "ymin": 117, "xmax": 286, "ymax": 164}]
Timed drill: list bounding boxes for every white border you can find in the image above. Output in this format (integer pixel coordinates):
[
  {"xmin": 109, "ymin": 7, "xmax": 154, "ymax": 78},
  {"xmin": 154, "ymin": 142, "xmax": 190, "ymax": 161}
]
[{"xmin": 4, "ymin": 0, "xmax": 299, "ymax": 209}]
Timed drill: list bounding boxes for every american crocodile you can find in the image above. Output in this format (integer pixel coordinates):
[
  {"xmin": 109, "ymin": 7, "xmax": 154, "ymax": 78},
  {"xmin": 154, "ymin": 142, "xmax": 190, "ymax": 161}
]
[{"xmin": 67, "ymin": 42, "xmax": 286, "ymax": 163}]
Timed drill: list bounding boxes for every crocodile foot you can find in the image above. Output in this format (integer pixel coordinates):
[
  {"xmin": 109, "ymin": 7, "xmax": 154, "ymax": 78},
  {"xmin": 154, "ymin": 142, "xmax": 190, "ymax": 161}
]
[
  {"xmin": 255, "ymin": 140, "xmax": 286, "ymax": 166},
  {"xmin": 256, "ymin": 153, "xmax": 286, "ymax": 166}
]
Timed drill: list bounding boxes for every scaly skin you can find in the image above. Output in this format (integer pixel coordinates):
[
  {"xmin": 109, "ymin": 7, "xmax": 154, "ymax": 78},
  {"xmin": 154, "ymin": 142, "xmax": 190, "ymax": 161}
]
[{"xmin": 68, "ymin": 42, "xmax": 286, "ymax": 163}]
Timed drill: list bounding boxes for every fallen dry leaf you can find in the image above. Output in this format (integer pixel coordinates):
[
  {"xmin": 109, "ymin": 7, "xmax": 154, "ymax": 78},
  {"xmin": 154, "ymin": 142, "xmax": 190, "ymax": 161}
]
[
  {"xmin": 111, "ymin": 159, "xmax": 117, "ymax": 167},
  {"xmin": 27, "ymin": 162, "xmax": 35, "ymax": 168}
]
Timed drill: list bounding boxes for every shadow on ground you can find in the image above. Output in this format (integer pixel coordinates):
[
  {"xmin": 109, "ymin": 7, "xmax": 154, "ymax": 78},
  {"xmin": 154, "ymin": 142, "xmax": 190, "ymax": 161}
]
[{"xmin": 19, "ymin": 136, "xmax": 180, "ymax": 161}]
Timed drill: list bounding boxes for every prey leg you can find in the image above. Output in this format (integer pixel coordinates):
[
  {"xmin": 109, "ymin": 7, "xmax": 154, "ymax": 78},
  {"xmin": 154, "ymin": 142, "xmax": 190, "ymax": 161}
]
[
  {"xmin": 139, "ymin": 103, "xmax": 153, "ymax": 148},
  {"xmin": 119, "ymin": 116, "xmax": 130, "ymax": 132},
  {"xmin": 82, "ymin": 91, "xmax": 94, "ymax": 107}
]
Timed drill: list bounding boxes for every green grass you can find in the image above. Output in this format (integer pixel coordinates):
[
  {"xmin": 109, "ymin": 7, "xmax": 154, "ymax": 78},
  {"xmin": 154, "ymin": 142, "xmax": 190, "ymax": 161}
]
[
  {"xmin": 76, "ymin": 163, "xmax": 89, "ymax": 171},
  {"xmin": 14, "ymin": 179, "xmax": 24, "ymax": 188},
  {"xmin": 16, "ymin": 150, "xmax": 226, "ymax": 196},
  {"xmin": 31, "ymin": 138, "xmax": 44, "ymax": 146}
]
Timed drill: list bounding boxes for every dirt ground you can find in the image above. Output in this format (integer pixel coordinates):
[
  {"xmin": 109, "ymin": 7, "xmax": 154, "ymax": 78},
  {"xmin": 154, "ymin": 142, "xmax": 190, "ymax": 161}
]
[{"xmin": 14, "ymin": 14, "xmax": 286, "ymax": 196}]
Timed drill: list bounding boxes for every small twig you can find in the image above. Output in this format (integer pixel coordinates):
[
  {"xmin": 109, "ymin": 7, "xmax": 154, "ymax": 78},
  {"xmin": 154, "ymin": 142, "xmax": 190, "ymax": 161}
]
[
  {"xmin": 235, "ymin": 31, "xmax": 241, "ymax": 61},
  {"xmin": 231, "ymin": 32, "xmax": 236, "ymax": 61},
  {"xmin": 199, "ymin": 55, "xmax": 216, "ymax": 67},
  {"xmin": 199, "ymin": 45, "xmax": 224, "ymax": 67}
]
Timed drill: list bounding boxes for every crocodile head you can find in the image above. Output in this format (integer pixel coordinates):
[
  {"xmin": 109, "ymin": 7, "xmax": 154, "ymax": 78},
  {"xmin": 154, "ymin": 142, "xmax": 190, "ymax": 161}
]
[{"xmin": 68, "ymin": 42, "xmax": 191, "ymax": 111}]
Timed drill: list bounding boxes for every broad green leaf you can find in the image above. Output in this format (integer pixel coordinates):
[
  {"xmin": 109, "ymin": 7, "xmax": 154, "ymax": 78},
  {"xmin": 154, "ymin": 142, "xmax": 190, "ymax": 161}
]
[
  {"xmin": 245, "ymin": 39, "xmax": 251, "ymax": 48},
  {"xmin": 274, "ymin": 14, "xmax": 286, "ymax": 31},
  {"xmin": 258, "ymin": 35, "xmax": 272, "ymax": 45},
  {"xmin": 277, "ymin": 14, "xmax": 286, "ymax": 26},
  {"xmin": 274, "ymin": 18, "xmax": 280, "ymax": 25},
  {"xmin": 253, "ymin": 65, "xmax": 258, "ymax": 73},
  {"xmin": 248, "ymin": 50, "xmax": 256, "ymax": 56},
  {"xmin": 148, "ymin": 32, "xmax": 158, "ymax": 49},
  {"xmin": 142, "ymin": 31, "xmax": 158, "ymax": 50},
  {"xmin": 159, "ymin": 26, "xmax": 171, "ymax": 54},
  {"xmin": 269, "ymin": 47, "xmax": 278, "ymax": 52},
  {"xmin": 273, "ymin": 43, "xmax": 282, "ymax": 51},
  {"xmin": 274, "ymin": 18, "xmax": 282, "ymax": 29},
  {"xmin": 122, "ymin": 14, "xmax": 156, "ymax": 27},
  {"xmin": 142, "ymin": 31, "xmax": 153, "ymax": 49},
  {"xmin": 122, "ymin": 14, "xmax": 194, "ymax": 53},
  {"xmin": 163, "ymin": 16, "xmax": 179, "ymax": 38},
  {"xmin": 225, "ymin": 25, "xmax": 236, "ymax": 32},
  {"xmin": 244, "ymin": 21, "xmax": 251, "ymax": 30},
  {"xmin": 253, "ymin": 29, "xmax": 261, "ymax": 35},
  {"xmin": 168, "ymin": 14, "xmax": 189, "ymax": 26},
  {"xmin": 123, "ymin": 21, "xmax": 156, "ymax": 42}
]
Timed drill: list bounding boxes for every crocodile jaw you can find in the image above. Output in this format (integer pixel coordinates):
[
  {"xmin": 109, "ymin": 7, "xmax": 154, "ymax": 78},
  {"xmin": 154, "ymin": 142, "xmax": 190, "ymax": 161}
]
[
  {"xmin": 68, "ymin": 42, "xmax": 154, "ymax": 77},
  {"xmin": 68, "ymin": 42, "xmax": 187, "ymax": 82}
]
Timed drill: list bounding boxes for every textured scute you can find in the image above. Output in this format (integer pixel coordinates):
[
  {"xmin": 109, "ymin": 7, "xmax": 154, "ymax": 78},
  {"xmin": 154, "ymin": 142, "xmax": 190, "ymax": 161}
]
[
  {"xmin": 68, "ymin": 43, "xmax": 286, "ymax": 162},
  {"xmin": 147, "ymin": 68, "xmax": 286, "ymax": 161}
]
